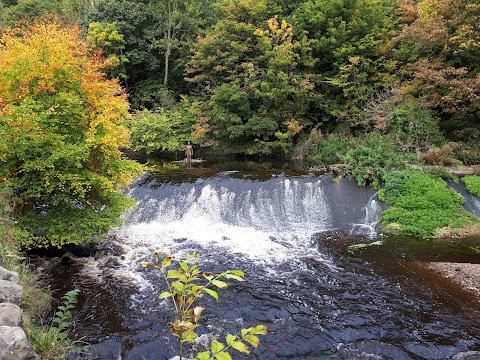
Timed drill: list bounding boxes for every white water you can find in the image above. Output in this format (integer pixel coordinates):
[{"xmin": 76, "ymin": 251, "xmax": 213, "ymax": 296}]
[{"xmin": 116, "ymin": 177, "xmax": 333, "ymax": 265}]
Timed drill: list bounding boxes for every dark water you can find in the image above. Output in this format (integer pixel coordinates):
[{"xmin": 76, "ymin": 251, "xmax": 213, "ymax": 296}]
[{"xmin": 46, "ymin": 167, "xmax": 480, "ymax": 360}]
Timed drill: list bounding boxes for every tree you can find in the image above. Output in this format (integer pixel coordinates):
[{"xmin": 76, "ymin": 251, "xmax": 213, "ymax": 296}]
[
  {"xmin": 0, "ymin": 18, "xmax": 141, "ymax": 247},
  {"xmin": 146, "ymin": 0, "xmax": 216, "ymax": 87},
  {"xmin": 394, "ymin": 0, "xmax": 480, "ymax": 121},
  {"xmin": 186, "ymin": 0, "xmax": 315, "ymax": 154},
  {"xmin": 293, "ymin": 0, "xmax": 398, "ymax": 127}
]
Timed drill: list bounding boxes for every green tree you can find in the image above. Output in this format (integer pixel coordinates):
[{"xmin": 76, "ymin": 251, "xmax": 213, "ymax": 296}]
[
  {"xmin": 87, "ymin": 21, "xmax": 128, "ymax": 79},
  {"xmin": 0, "ymin": 19, "xmax": 141, "ymax": 247},
  {"xmin": 146, "ymin": 0, "xmax": 216, "ymax": 87},
  {"xmin": 129, "ymin": 100, "xmax": 197, "ymax": 154},
  {"xmin": 293, "ymin": 0, "xmax": 398, "ymax": 127},
  {"xmin": 186, "ymin": 1, "xmax": 315, "ymax": 154}
]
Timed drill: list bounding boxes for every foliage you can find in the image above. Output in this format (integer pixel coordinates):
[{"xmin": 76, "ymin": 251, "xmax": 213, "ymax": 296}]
[
  {"xmin": 86, "ymin": 21, "xmax": 128, "ymax": 79},
  {"xmin": 418, "ymin": 166, "xmax": 455, "ymax": 181},
  {"xmin": 85, "ymin": 0, "xmax": 159, "ymax": 90},
  {"xmin": 186, "ymin": 2, "xmax": 316, "ymax": 154},
  {"xmin": 343, "ymin": 132, "xmax": 415, "ymax": 187},
  {"xmin": 0, "ymin": 0, "xmax": 61, "ymax": 29},
  {"xmin": 293, "ymin": 130, "xmax": 350, "ymax": 165},
  {"xmin": 128, "ymin": 103, "xmax": 196, "ymax": 154},
  {"xmin": 293, "ymin": 0, "xmax": 398, "ymax": 123},
  {"xmin": 0, "ymin": 18, "xmax": 141, "ymax": 247},
  {"xmin": 463, "ymin": 176, "xmax": 480, "ymax": 197},
  {"xmin": 420, "ymin": 143, "xmax": 460, "ymax": 167},
  {"xmin": 142, "ymin": 251, "xmax": 267, "ymax": 360},
  {"xmin": 378, "ymin": 170, "xmax": 478, "ymax": 237},
  {"xmin": 394, "ymin": 0, "xmax": 480, "ymax": 123},
  {"xmin": 387, "ymin": 102, "xmax": 444, "ymax": 151},
  {"xmin": 26, "ymin": 289, "xmax": 86, "ymax": 359}
]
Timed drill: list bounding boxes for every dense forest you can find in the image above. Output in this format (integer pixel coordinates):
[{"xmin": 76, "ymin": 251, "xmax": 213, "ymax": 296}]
[
  {"xmin": 2, "ymin": 0, "xmax": 479, "ymax": 159},
  {"xmin": 1, "ymin": 0, "xmax": 480, "ymax": 246}
]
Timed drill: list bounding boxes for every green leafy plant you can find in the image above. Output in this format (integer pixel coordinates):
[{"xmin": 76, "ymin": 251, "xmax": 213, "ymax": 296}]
[
  {"xmin": 378, "ymin": 170, "xmax": 479, "ymax": 237},
  {"xmin": 26, "ymin": 289, "xmax": 86, "ymax": 359},
  {"xmin": 344, "ymin": 132, "xmax": 415, "ymax": 187},
  {"xmin": 463, "ymin": 176, "xmax": 480, "ymax": 197},
  {"xmin": 142, "ymin": 251, "xmax": 267, "ymax": 360}
]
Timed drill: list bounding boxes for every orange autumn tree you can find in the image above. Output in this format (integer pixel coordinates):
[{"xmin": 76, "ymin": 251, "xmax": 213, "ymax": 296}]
[{"xmin": 0, "ymin": 18, "xmax": 141, "ymax": 248}]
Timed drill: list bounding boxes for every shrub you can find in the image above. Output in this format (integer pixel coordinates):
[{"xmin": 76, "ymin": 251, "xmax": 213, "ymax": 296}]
[
  {"xmin": 419, "ymin": 166, "xmax": 455, "ymax": 181},
  {"xmin": 463, "ymin": 176, "xmax": 480, "ymax": 197},
  {"xmin": 379, "ymin": 170, "xmax": 478, "ymax": 237},
  {"xmin": 420, "ymin": 143, "xmax": 461, "ymax": 166},
  {"xmin": 387, "ymin": 102, "xmax": 445, "ymax": 151},
  {"xmin": 129, "ymin": 102, "xmax": 196, "ymax": 154},
  {"xmin": 344, "ymin": 132, "xmax": 415, "ymax": 187},
  {"xmin": 454, "ymin": 141, "xmax": 480, "ymax": 166},
  {"xmin": 142, "ymin": 252, "xmax": 267, "ymax": 360}
]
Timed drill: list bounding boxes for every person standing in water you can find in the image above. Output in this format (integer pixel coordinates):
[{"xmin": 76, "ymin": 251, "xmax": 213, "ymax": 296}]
[{"xmin": 185, "ymin": 142, "xmax": 193, "ymax": 169}]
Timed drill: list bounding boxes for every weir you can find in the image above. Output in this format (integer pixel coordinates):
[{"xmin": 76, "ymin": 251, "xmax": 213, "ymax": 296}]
[{"xmin": 48, "ymin": 171, "xmax": 480, "ymax": 360}]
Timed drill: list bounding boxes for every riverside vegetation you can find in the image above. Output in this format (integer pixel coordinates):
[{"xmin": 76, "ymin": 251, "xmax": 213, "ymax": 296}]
[{"xmin": 1, "ymin": 0, "xmax": 480, "ymax": 358}]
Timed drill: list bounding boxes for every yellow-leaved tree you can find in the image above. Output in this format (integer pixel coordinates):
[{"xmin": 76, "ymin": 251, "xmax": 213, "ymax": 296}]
[{"xmin": 0, "ymin": 18, "xmax": 141, "ymax": 248}]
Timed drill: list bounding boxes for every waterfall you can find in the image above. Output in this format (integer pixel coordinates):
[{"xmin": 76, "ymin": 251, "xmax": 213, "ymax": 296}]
[{"xmin": 349, "ymin": 193, "xmax": 383, "ymax": 239}]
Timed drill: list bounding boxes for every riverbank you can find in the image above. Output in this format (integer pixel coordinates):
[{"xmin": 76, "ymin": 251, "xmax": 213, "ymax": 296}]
[{"xmin": 424, "ymin": 262, "xmax": 480, "ymax": 299}]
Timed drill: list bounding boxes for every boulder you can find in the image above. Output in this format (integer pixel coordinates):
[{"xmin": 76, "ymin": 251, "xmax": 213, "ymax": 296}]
[
  {"xmin": 0, "ymin": 326, "xmax": 39, "ymax": 360},
  {"xmin": 0, "ymin": 303, "xmax": 22, "ymax": 326},
  {"xmin": 0, "ymin": 280, "xmax": 23, "ymax": 305},
  {"xmin": 0, "ymin": 267, "xmax": 19, "ymax": 283}
]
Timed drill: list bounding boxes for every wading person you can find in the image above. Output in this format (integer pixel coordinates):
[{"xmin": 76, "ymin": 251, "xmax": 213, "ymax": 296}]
[{"xmin": 185, "ymin": 142, "xmax": 193, "ymax": 169}]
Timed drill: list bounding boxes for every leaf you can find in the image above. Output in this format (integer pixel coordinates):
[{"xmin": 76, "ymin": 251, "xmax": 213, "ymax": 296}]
[
  {"xmin": 159, "ymin": 291, "xmax": 173, "ymax": 299},
  {"xmin": 203, "ymin": 288, "xmax": 218, "ymax": 301},
  {"xmin": 225, "ymin": 334, "xmax": 237, "ymax": 346},
  {"xmin": 195, "ymin": 351, "xmax": 212, "ymax": 360},
  {"xmin": 193, "ymin": 306, "xmax": 204, "ymax": 323},
  {"xmin": 224, "ymin": 274, "xmax": 244, "ymax": 281},
  {"xmin": 203, "ymin": 272, "xmax": 213, "ymax": 281},
  {"xmin": 161, "ymin": 256, "xmax": 173, "ymax": 268},
  {"xmin": 167, "ymin": 269, "xmax": 181, "ymax": 279},
  {"xmin": 179, "ymin": 260, "xmax": 189, "ymax": 271},
  {"xmin": 211, "ymin": 279, "xmax": 228, "ymax": 289},
  {"xmin": 243, "ymin": 334, "xmax": 260, "ymax": 348},
  {"xmin": 211, "ymin": 340, "xmax": 225, "ymax": 354},
  {"xmin": 214, "ymin": 352, "xmax": 232, "ymax": 360},
  {"xmin": 250, "ymin": 325, "xmax": 268, "ymax": 335},
  {"xmin": 229, "ymin": 270, "xmax": 244, "ymax": 277},
  {"xmin": 230, "ymin": 340, "xmax": 250, "ymax": 354}
]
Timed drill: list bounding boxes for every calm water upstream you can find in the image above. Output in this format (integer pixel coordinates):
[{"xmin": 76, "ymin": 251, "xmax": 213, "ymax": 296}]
[{"xmin": 46, "ymin": 164, "xmax": 480, "ymax": 360}]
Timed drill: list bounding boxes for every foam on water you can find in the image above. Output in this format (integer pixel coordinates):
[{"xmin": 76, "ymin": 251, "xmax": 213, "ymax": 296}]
[{"xmin": 115, "ymin": 176, "xmax": 334, "ymax": 265}]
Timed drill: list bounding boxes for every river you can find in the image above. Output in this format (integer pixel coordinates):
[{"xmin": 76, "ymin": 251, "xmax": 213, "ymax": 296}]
[{"xmin": 46, "ymin": 164, "xmax": 480, "ymax": 359}]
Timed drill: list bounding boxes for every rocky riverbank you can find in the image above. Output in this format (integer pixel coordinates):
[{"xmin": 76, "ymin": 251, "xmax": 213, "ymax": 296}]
[
  {"xmin": 0, "ymin": 266, "xmax": 39, "ymax": 360},
  {"xmin": 424, "ymin": 262, "xmax": 480, "ymax": 299}
]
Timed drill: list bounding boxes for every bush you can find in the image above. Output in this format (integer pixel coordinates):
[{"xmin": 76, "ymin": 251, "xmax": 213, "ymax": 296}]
[
  {"xmin": 463, "ymin": 176, "xmax": 480, "ymax": 197},
  {"xmin": 344, "ymin": 132, "xmax": 415, "ymax": 187},
  {"xmin": 129, "ymin": 105, "xmax": 196, "ymax": 154},
  {"xmin": 388, "ymin": 102, "xmax": 445, "ymax": 151},
  {"xmin": 419, "ymin": 166, "xmax": 455, "ymax": 181},
  {"xmin": 454, "ymin": 141, "xmax": 480, "ymax": 166},
  {"xmin": 420, "ymin": 143, "xmax": 461, "ymax": 166},
  {"xmin": 378, "ymin": 170, "xmax": 478, "ymax": 237}
]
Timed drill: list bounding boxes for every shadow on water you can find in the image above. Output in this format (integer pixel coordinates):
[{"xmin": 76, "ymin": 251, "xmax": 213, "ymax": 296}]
[{"xmin": 41, "ymin": 164, "xmax": 480, "ymax": 360}]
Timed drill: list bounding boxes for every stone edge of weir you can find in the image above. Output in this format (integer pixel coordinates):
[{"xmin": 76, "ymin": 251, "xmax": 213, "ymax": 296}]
[{"xmin": 0, "ymin": 266, "xmax": 39, "ymax": 360}]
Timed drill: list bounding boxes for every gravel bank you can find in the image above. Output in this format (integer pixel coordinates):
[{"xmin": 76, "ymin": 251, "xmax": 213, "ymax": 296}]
[{"xmin": 425, "ymin": 262, "xmax": 480, "ymax": 298}]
